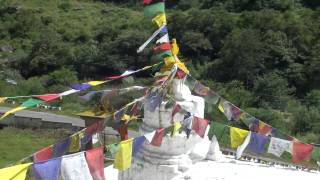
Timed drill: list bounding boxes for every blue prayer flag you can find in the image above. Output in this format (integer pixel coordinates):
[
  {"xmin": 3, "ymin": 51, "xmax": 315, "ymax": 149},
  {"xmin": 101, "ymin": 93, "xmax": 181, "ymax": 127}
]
[
  {"xmin": 247, "ymin": 132, "xmax": 269, "ymax": 154},
  {"xmin": 33, "ymin": 158, "xmax": 61, "ymax": 180},
  {"xmin": 53, "ymin": 138, "xmax": 70, "ymax": 158},
  {"xmin": 132, "ymin": 136, "xmax": 146, "ymax": 156},
  {"xmin": 71, "ymin": 83, "xmax": 92, "ymax": 91}
]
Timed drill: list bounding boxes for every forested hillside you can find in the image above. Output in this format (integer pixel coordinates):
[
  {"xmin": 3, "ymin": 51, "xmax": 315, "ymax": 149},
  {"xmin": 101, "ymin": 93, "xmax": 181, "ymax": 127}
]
[{"xmin": 0, "ymin": 0, "xmax": 319, "ymax": 143}]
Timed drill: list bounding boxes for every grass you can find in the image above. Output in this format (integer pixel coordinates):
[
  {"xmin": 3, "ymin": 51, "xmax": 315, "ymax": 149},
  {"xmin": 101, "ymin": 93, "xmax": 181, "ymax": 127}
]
[{"xmin": 0, "ymin": 127, "xmax": 70, "ymax": 168}]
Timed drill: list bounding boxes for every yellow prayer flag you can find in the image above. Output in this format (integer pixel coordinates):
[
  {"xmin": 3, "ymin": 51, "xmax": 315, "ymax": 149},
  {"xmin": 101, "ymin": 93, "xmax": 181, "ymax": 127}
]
[
  {"xmin": 171, "ymin": 122, "xmax": 182, "ymax": 137},
  {"xmin": 175, "ymin": 60, "xmax": 189, "ymax": 74},
  {"xmin": 230, "ymin": 127, "xmax": 249, "ymax": 149},
  {"xmin": 152, "ymin": 13, "xmax": 167, "ymax": 27},
  {"xmin": 114, "ymin": 138, "xmax": 133, "ymax": 171},
  {"xmin": 0, "ymin": 97, "xmax": 7, "ymax": 104},
  {"xmin": 218, "ymin": 102, "xmax": 224, "ymax": 113},
  {"xmin": 87, "ymin": 81, "xmax": 105, "ymax": 86},
  {"xmin": 68, "ymin": 132, "xmax": 82, "ymax": 152},
  {"xmin": 0, "ymin": 106, "xmax": 27, "ymax": 120},
  {"xmin": 171, "ymin": 38, "xmax": 179, "ymax": 56},
  {"xmin": 0, "ymin": 163, "xmax": 32, "ymax": 180}
]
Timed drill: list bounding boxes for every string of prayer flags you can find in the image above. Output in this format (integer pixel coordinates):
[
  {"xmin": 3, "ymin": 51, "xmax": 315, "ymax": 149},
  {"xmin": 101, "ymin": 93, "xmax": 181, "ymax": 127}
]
[
  {"xmin": 33, "ymin": 158, "xmax": 61, "ymax": 180},
  {"xmin": 267, "ymin": 137, "xmax": 293, "ymax": 157},
  {"xmin": 151, "ymin": 128, "xmax": 165, "ymax": 146},
  {"xmin": 194, "ymin": 81, "xmax": 210, "ymax": 96},
  {"xmin": 105, "ymin": 70, "xmax": 137, "ymax": 80},
  {"xmin": 144, "ymin": 2, "xmax": 165, "ymax": 18},
  {"xmin": 0, "ymin": 163, "xmax": 32, "ymax": 180},
  {"xmin": 246, "ymin": 132, "xmax": 270, "ymax": 154},
  {"xmin": 0, "ymin": 106, "xmax": 27, "ymax": 120},
  {"xmin": 34, "ymin": 146, "xmax": 53, "ymax": 163},
  {"xmin": 132, "ymin": 136, "xmax": 146, "ymax": 156},
  {"xmin": 192, "ymin": 116, "xmax": 209, "ymax": 138},
  {"xmin": 292, "ymin": 142, "xmax": 314, "ymax": 163},
  {"xmin": 85, "ymin": 147, "xmax": 105, "ymax": 180},
  {"xmin": 114, "ymin": 139, "xmax": 133, "ymax": 171},
  {"xmin": 61, "ymin": 152, "xmax": 93, "ymax": 180},
  {"xmin": 218, "ymin": 99, "xmax": 243, "ymax": 122},
  {"xmin": 230, "ymin": 127, "xmax": 249, "ymax": 149}
]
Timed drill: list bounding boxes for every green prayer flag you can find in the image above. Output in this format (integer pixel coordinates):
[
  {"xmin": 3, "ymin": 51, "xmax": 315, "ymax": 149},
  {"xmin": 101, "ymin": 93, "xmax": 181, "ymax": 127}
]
[
  {"xmin": 153, "ymin": 50, "xmax": 172, "ymax": 61},
  {"xmin": 144, "ymin": 2, "xmax": 165, "ymax": 18},
  {"xmin": 106, "ymin": 143, "xmax": 120, "ymax": 159},
  {"xmin": 21, "ymin": 98, "xmax": 44, "ymax": 108},
  {"xmin": 311, "ymin": 147, "xmax": 320, "ymax": 161}
]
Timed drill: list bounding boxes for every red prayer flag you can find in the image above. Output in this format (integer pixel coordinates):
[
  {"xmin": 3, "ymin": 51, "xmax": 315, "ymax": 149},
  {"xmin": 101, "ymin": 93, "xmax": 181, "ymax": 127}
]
[
  {"xmin": 175, "ymin": 68, "xmax": 186, "ymax": 79},
  {"xmin": 118, "ymin": 125, "xmax": 128, "ymax": 141},
  {"xmin": 36, "ymin": 94, "xmax": 60, "ymax": 102},
  {"xmin": 258, "ymin": 122, "xmax": 273, "ymax": 135},
  {"xmin": 86, "ymin": 121, "xmax": 104, "ymax": 135},
  {"xmin": 292, "ymin": 142, "xmax": 314, "ymax": 163},
  {"xmin": 153, "ymin": 43, "xmax": 171, "ymax": 53},
  {"xmin": 171, "ymin": 104, "xmax": 181, "ymax": 121},
  {"xmin": 143, "ymin": 0, "xmax": 164, "ymax": 5},
  {"xmin": 85, "ymin": 147, "xmax": 105, "ymax": 180},
  {"xmin": 192, "ymin": 117, "xmax": 209, "ymax": 138},
  {"xmin": 34, "ymin": 146, "xmax": 53, "ymax": 163},
  {"xmin": 151, "ymin": 128, "xmax": 165, "ymax": 147}
]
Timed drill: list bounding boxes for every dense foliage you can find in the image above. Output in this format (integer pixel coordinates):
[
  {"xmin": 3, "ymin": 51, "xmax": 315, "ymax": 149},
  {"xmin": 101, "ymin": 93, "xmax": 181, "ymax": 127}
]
[{"xmin": 0, "ymin": 0, "xmax": 319, "ymax": 143}]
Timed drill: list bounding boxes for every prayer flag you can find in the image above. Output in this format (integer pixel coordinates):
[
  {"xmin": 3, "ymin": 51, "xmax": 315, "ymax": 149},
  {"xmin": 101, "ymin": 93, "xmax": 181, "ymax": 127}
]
[
  {"xmin": 230, "ymin": 127, "xmax": 249, "ymax": 149},
  {"xmin": 292, "ymin": 142, "xmax": 314, "ymax": 163},
  {"xmin": 194, "ymin": 82, "xmax": 210, "ymax": 96},
  {"xmin": 171, "ymin": 122, "xmax": 182, "ymax": 137},
  {"xmin": 61, "ymin": 152, "xmax": 93, "ymax": 180},
  {"xmin": 151, "ymin": 128, "xmax": 165, "ymax": 146},
  {"xmin": 132, "ymin": 136, "xmax": 146, "ymax": 156},
  {"xmin": 22, "ymin": 98, "xmax": 44, "ymax": 108},
  {"xmin": 71, "ymin": 83, "xmax": 92, "ymax": 91},
  {"xmin": 53, "ymin": 138, "xmax": 70, "ymax": 158},
  {"xmin": 258, "ymin": 122, "xmax": 273, "ymax": 135},
  {"xmin": 156, "ymin": 34, "xmax": 169, "ymax": 44},
  {"xmin": 143, "ymin": 0, "xmax": 164, "ymax": 5},
  {"xmin": 0, "ymin": 97, "xmax": 7, "ymax": 104},
  {"xmin": 0, "ymin": 163, "xmax": 32, "ymax": 180},
  {"xmin": 311, "ymin": 147, "xmax": 320, "ymax": 162},
  {"xmin": 69, "ymin": 133, "xmax": 81, "ymax": 153},
  {"xmin": 105, "ymin": 70, "xmax": 136, "ymax": 80},
  {"xmin": 153, "ymin": 50, "xmax": 173, "ymax": 60},
  {"xmin": 175, "ymin": 68, "xmax": 186, "ymax": 79},
  {"xmin": 171, "ymin": 38, "xmax": 179, "ymax": 56},
  {"xmin": 87, "ymin": 81, "xmax": 105, "ymax": 86},
  {"xmin": 114, "ymin": 139, "xmax": 133, "ymax": 171},
  {"xmin": 246, "ymin": 132, "xmax": 269, "ymax": 154},
  {"xmin": 210, "ymin": 122, "xmax": 227, "ymax": 139},
  {"xmin": 236, "ymin": 132, "xmax": 251, "ymax": 159},
  {"xmin": 145, "ymin": 89, "xmax": 163, "ymax": 112},
  {"xmin": 144, "ymin": 2, "xmax": 165, "ymax": 18},
  {"xmin": 34, "ymin": 146, "xmax": 53, "ymax": 163},
  {"xmin": 36, "ymin": 94, "xmax": 60, "ymax": 102},
  {"xmin": 117, "ymin": 124, "xmax": 128, "ymax": 141},
  {"xmin": 267, "ymin": 137, "xmax": 293, "ymax": 157},
  {"xmin": 152, "ymin": 13, "xmax": 166, "ymax": 27},
  {"xmin": 249, "ymin": 119, "xmax": 260, "ymax": 133},
  {"xmin": 59, "ymin": 89, "xmax": 80, "ymax": 96},
  {"xmin": 33, "ymin": 158, "xmax": 61, "ymax": 180},
  {"xmin": 85, "ymin": 147, "xmax": 105, "ymax": 180},
  {"xmin": 0, "ymin": 106, "xmax": 27, "ymax": 120},
  {"xmin": 144, "ymin": 131, "xmax": 156, "ymax": 143},
  {"xmin": 153, "ymin": 43, "xmax": 171, "ymax": 53},
  {"xmin": 86, "ymin": 121, "xmax": 104, "ymax": 135},
  {"xmin": 114, "ymin": 108, "xmax": 126, "ymax": 122},
  {"xmin": 192, "ymin": 117, "xmax": 209, "ymax": 138},
  {"xmin": 80, "ymin": 91, "xmax": 99, "ymax": 101},
  {"xmin": 171, "ymin": 103, "xmax": 181, "ymax": 119},
  {"xmin": 106, "ymin": 143, "xmax": 120, "ymax": 159}
]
